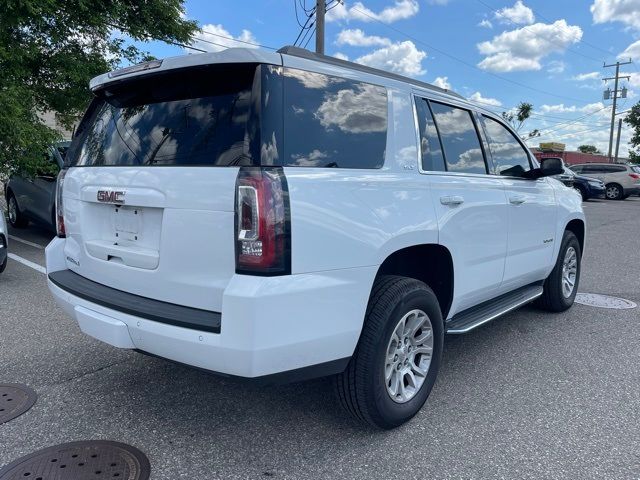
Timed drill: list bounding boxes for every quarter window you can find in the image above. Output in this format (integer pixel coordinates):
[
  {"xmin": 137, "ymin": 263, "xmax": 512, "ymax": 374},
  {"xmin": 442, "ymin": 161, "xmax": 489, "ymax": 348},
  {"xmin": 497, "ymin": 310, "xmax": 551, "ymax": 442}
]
[
  {"xmin": 415, "ymin": 98, "xmax": 445, "ymax": 171},
  {"xmin": 430, "ymin": 102, "xmax": 487, "ymax": 174},
  {"xmin": 282, "ymin": 68, "xmax": 388, "ymax": 168},
  {"xmin": 482, "ymin": 116, "xmax": 532, "ymax": 177}
]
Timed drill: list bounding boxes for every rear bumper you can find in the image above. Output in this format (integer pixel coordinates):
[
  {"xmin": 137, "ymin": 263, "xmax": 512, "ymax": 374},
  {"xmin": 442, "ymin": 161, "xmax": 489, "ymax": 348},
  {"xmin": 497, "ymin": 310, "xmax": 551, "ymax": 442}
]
[{"xmin": 46, "ymin": 237, "xmax": 375, "ymax": 382}]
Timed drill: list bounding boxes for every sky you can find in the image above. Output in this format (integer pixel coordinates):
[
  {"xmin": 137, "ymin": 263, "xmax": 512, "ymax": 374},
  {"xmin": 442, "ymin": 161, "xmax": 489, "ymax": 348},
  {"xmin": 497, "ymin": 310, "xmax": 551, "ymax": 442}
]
[{"xmin": 129, "ymin": 0, "xmax": 640, "ymax": 157}]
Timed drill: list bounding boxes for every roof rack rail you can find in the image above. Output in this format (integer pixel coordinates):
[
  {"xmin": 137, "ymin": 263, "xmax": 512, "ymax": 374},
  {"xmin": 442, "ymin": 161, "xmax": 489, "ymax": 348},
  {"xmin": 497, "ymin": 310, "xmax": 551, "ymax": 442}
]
[{"xmin": 277, "ymin": 45, "xmax": 465, "ymax": 100}]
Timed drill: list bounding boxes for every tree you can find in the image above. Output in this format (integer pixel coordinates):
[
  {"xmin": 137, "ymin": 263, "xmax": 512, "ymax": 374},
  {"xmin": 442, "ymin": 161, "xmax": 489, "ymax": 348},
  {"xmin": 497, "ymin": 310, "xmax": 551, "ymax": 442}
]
[
  {"xmin": 624, "ymin": 101, "xmax": 640, "ymax": 164},
  {"xmin": 501, "ymin": 102, "xmax": 540, "ymax": 140},
  {"xmin": 0, "ymin": 0, "xmax": 197, "ymax": 177},
  {"xmin": 577, "ymin": 145, "xmax": 600, "ymax": 154}
]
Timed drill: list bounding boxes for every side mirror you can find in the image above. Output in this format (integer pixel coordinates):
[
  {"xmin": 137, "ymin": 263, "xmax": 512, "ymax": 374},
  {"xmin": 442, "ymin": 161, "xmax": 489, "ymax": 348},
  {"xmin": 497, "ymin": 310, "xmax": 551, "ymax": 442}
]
[{"xmin": 524, "ymin": 157, "xmax": 564, "ymax": 179}]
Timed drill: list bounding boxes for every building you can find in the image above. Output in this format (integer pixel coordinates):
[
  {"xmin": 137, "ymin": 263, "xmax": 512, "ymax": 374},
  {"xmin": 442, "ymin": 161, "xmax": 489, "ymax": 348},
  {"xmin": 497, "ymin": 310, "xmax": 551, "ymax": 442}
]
[{"xmin": 532, "ymin": 143, "xmax": 628, "ymax": 165}]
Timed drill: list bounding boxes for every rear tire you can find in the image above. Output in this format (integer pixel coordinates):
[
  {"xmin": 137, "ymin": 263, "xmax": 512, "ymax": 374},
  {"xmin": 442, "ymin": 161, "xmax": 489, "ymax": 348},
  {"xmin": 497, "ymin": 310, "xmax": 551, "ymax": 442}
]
[
  {"xmin": 7, "ymin": 193, "xmax": 28, "ymax": 228},
  {"xmin": 536, "ymin": 231, "xmax": 581, "ymax": 312},
  {"xmin": 335, "ymin": 275, "xmax": 444, "ymax": 429},
  {"xmin": 605, "ymin": 183, "xmax": 623, "ymax": 200},
  {"xmin": 0, "ymin": 257, "xmax": 6, "ymax": 273}
]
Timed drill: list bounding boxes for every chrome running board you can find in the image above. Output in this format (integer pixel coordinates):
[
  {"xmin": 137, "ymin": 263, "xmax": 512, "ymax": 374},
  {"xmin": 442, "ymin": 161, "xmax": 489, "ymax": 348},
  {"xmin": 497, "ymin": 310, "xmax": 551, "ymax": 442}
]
[{"xmin": 446, "ymin": 284, "xmax": 543, "ymax": 334}]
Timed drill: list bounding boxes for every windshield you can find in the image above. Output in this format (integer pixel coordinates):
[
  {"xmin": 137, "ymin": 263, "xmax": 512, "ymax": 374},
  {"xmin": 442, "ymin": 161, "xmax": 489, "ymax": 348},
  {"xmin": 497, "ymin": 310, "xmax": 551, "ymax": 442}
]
[{"xmin": 632, "ymin": 165, "xmax": 640, "ymax": 174}]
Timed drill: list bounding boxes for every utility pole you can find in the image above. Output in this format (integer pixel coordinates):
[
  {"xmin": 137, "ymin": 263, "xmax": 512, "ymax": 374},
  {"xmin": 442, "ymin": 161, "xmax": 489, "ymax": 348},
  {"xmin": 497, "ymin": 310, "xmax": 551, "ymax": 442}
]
[
  {"xmin": 603, "ymin": 59, "xmax": 631, "ymax": 162},
  {"xmin": 614, "ymin": 118, "xmax": 622, "ymax": 162},
  {"xmin": 315, "ymin": 0, "xmax": 325, "ymax": 55}
]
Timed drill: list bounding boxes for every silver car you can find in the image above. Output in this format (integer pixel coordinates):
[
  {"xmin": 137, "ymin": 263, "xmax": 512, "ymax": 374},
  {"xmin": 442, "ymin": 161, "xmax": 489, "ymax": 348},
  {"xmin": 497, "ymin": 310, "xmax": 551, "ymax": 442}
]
[{"xmin": 569, "ymin": 163, "xmax": 640, "ymax": 200}]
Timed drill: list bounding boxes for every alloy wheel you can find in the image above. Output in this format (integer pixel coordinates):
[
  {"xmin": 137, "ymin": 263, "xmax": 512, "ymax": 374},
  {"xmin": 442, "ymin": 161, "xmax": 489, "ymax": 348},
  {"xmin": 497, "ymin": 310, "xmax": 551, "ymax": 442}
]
[
  {"xmin": 562, "ymin": 246, "xmax": 578, "ymax": 298},
  {"xmin": 385, "ymin": 309, "xmax": 434, "ymax": 403},
  {"xmin": 606, "ymin": 185, "xmax": 620, "ymax": 199},
  {"xmin": 8, "ymin": 197, "xmax": 17, "ymax": 225}
]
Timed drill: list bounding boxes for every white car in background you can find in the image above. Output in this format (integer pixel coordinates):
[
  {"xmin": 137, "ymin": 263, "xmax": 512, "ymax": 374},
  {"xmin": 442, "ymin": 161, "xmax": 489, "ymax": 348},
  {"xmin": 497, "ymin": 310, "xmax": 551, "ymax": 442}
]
[{"xmin": 0, "ymin": 209, "xmax": 7, "ymax": 273}]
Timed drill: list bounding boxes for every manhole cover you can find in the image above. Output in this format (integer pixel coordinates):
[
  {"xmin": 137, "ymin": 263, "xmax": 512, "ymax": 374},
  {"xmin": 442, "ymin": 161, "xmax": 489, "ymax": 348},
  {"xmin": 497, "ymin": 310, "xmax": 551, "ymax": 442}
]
[
  {"xmin": 575, "ymin": 293, "xmax": 637, "ymax": 309},
  {"xmin": 0, "ymin": 384, "xmax": 37, "ymax": 425},
  {"xmin": 0, "ymin": 440, "xmax": 150, "ymax": 480}
]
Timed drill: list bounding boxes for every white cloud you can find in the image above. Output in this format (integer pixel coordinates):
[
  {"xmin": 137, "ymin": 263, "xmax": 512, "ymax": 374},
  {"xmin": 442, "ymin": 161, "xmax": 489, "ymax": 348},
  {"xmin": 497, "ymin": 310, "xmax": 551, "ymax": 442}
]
[
  {"xmin": 190, "ymin": 24, "xmax": 258, "ymax": 52},
  {"xmin": 355, "ymin": 40, "xmax": 427, "ymax": 76},
  {"xmin": 495, "ymin": 1, "xmax": 535, "ymax": 25},
  {"xmin": 327, "ymin": 0, "xmax": 419, "ymax": 24},
  {"xmin": 333, "ymin": 52, "xmax": 350, "ymax": 61},
  {"xmin": 548, "ymin": 60, "xmax": 566, "ymax": 74},
  {"xmin": 468, "ymin": 91, "xmax": 503, "ymax": 106},
  {"xmin": 618, "ymin": 39, "xmax": 640, "ymax": 60},
  {"xmin": 540, "ymin": 102, "xmax": 609, "ymax": 118},
  {"xmin": 336, "ymin": 29, "xmax": 391, "ymax": 47},
  {"xmin": 591, "ymin": 0, "xmax": 640, "ymax": 30},
  {"xmin": 573, "ymin": 71, "xmax": 600, "ymax": 81},
  {"xmin": 432, "ymin": 76, "xmax": 451, "ymax": 89},
  {"xmin": 478, "ymin": 19, "xmax": 493, "ymax": 28},
  {"xmin": 477, "ymin": 20, "xmax": 583, "ymax": 72}
]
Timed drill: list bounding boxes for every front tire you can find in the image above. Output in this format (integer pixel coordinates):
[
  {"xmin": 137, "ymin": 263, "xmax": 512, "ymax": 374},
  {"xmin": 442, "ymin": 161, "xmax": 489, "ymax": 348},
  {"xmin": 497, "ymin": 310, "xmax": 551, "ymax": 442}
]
[
  {"xmin": 536, "ymin": 231, "xmax": 581, "ymax": 312},
  {"xmin": 335, "ymin": 275, "xmax": 444, "ymax": 429}
]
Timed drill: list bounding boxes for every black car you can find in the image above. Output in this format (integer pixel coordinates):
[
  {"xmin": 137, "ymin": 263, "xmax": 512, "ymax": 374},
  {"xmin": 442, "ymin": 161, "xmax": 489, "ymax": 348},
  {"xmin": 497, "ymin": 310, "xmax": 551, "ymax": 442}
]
[
  {"xmin": 552, "ymin": 163, "xmax": 606, "ymax": 201},
  {"xmin": 4, "ymin": 142, "xmax": 69, "ymax": 232}
]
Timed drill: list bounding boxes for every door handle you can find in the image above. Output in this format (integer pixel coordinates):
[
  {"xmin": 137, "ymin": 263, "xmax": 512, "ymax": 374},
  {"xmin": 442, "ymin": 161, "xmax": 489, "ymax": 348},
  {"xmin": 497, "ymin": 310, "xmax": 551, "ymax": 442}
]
[
  {"xmin": 509, "ymin": 195, "xmax": 526, "ymax": 205},
  {"xmin": 440, "ymin": 195, "xmax": 465, "ymax": 206}
]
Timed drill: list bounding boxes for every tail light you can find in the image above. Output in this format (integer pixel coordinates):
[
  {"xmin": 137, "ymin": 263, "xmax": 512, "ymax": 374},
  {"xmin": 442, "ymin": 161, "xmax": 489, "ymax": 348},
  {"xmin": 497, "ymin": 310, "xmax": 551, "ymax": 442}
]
[
  {"xmin": 629, "ymin": 173, "xmax": 640, "ymax": 180},
  {"xmin": 55, "ymin": 169, "xmax": 67, "ymax": 237},
  {"xmin": 235, "ymin": 167, "xmax": 291, "ymax": 276}
]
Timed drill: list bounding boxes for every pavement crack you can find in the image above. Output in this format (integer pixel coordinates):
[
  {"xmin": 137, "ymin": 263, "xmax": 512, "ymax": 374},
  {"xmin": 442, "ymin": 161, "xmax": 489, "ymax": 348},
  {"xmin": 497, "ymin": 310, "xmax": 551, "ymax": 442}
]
[{"xmin": 53, "ymin": 358, "xmax": 132, "ymax": 387}]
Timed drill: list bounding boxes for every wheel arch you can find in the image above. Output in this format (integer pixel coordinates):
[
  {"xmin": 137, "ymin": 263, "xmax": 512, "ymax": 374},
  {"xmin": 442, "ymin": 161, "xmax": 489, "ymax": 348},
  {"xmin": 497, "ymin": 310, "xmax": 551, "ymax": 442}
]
[
  {"xmin": 375, "ymin": 244, "xmax": 454, "ymax": 320},
  {"xmin": 565, "ymin": 218, "xmax": 585, "ymax": 257}
]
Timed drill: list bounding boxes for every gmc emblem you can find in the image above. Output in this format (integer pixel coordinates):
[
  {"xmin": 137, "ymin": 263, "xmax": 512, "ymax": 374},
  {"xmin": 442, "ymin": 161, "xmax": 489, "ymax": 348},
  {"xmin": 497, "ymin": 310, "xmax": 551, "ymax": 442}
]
[{"xmin": 97, "ymin": 190, "xmax": 126, "ymax": 204}]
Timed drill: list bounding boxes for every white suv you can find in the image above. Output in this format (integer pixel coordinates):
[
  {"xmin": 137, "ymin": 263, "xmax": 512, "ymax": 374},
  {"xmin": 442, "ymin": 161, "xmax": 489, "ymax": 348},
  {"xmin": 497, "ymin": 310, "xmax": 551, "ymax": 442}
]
[{"xmin": 46, "ymin": 47, "xmax": 585, "ymax": 429}]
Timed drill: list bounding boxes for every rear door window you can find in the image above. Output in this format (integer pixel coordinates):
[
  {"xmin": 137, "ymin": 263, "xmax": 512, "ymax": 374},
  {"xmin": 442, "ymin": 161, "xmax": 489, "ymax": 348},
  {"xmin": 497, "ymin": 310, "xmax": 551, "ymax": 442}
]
[
  {"xmin": 415, "ymin": 98, "xmax": 446, "ymax": 172},
  {"xmin": 282, "ymin": 68, "xmax": 387, "ymax": 168},
  {"xmin": 429, "ymin": 102, "xmax": 487, "ymax": 174},
  {"xmin": 482, "ymin": 116, "xmax": 532, "ymax": 177}
]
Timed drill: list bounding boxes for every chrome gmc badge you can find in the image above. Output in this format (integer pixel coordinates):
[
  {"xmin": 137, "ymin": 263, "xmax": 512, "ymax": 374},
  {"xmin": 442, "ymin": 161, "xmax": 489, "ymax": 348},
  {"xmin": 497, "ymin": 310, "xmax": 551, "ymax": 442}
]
[{"xmin": 97, "ymin": 190, "xmax": 126, "ymax": 204}]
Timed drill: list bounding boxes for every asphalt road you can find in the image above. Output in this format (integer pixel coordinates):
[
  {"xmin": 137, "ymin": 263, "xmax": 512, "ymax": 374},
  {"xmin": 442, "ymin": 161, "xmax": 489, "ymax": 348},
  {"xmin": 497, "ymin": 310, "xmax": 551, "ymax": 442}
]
[{"xmin": 1, "ymin": 198, "xmax": 639, "ymax": 479}]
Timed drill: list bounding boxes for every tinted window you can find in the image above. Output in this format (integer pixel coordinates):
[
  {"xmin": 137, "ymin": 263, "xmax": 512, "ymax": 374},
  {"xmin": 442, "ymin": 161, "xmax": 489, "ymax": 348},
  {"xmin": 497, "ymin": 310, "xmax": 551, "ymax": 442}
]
[
  {"xmin": 609, "ymin": 165, "xmax": 626, "ymax": 172},
  {"xmin": 483, "ymin": 116, "xmax": 531, "ymax": 177},
  {"xmin": 430, "ymin": 102, "xmax": 486, "ymax": 174},
  {"xmin": 583, "ymin": 165, "xmax": 605, "ymax": 173},
  {"xmin": 570, "ymin": 165, "xmax": 583, "ymax": 173},
  {"xmin": 415, "ymin": 98, "xmax": 445, "ymax": 171},
  {"xmin": 69, "ymin": 64, "xmax": 259, "ymax": 167},
  {"xmin": 283, "ymin": 68, "xmax": 387, "ymax": 168}
]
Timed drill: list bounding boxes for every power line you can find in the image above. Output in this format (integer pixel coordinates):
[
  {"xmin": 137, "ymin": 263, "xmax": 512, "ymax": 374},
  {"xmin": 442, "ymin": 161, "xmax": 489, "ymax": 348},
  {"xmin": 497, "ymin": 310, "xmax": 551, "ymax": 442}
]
[
  {"xmin": 197, "ymin": 29, "xmax": 277, "ymax": 50},
  {"xmin": 348, "ymin": 4, "xmax": 595, "ymax": 105},
  {"xmin": 474, "ymin": 0, "xmax": 602, "ymax": 63}
]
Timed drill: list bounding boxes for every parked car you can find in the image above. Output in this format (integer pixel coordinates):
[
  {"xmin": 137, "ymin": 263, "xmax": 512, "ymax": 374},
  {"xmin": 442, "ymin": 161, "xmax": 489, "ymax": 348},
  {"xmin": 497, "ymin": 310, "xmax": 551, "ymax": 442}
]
[
  {"xmin": 46, "ymin": 47, "xmax": 585, "ymax": 429},
  {"xmin": 0, "ymin": 208, "xmax": 7, "ymax": 273},
  {"xmin": 569, "ymin": 162, "xmax": 640, "ymax": 200},
  {"xmin": 548, "ymin": 160, "xmax": 606, "ymax": 201},
  {"xmin": 4, "ymin": 142, "xmax": 69, "ymax": 232}
]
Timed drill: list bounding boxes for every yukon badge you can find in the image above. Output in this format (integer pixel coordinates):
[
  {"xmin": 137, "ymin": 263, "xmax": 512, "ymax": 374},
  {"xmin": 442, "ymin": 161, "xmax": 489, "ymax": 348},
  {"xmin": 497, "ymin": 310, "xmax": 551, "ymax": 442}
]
[{"xmin": 97, "ymin": 190, "xmax": 125, "ymax": 204}]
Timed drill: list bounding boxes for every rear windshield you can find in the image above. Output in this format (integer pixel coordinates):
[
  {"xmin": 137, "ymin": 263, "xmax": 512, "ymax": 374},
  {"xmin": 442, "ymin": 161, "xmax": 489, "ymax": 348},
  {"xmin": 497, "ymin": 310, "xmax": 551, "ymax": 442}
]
[
  {"xmin": 68, "ymin": 64, "xmax": 258, "ymax": 167},
  {"xmin": 67, "ymin": 63, "xmax": 388, "ymax": 169}
]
